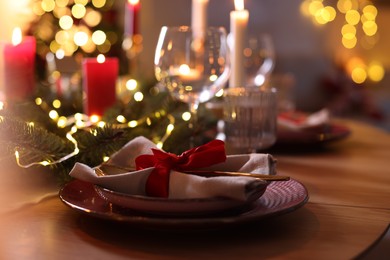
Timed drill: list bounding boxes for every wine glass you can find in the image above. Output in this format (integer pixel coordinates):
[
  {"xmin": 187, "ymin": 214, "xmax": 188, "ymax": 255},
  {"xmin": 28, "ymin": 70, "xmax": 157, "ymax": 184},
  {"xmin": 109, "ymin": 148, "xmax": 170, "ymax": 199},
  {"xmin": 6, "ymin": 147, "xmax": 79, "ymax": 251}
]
[
  {"xmin": 244, "ymin": 34, "xmax": 275, "ymax": 87},
  {"xmin": 154, "ymin": 26, "xmax": 230, "ymax": 146}
]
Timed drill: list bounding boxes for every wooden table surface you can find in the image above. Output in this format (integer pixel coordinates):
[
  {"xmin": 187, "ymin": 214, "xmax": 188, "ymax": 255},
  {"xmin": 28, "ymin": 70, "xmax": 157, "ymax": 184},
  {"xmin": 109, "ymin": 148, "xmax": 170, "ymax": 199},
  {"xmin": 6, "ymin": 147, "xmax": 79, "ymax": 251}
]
[{"xmin": 1, "ymin": 120, "xmax": 389, "ymax": 259}]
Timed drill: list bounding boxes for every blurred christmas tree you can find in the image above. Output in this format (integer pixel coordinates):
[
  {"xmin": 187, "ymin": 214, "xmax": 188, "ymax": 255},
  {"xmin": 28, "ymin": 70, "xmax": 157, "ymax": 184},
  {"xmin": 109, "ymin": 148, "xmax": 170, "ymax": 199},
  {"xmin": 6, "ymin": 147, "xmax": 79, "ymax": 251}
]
[{"xmin": 30, "ymin": 0, "xmax": 121, "ymax": 60}]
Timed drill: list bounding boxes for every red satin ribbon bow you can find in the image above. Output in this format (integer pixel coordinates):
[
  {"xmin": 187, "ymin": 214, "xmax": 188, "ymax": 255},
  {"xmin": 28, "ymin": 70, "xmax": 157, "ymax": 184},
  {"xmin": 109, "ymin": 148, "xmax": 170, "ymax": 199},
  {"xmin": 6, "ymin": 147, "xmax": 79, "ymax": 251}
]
[{"xmin": 135, "ymin": 140, "xmax": 226, "ymax": 197}]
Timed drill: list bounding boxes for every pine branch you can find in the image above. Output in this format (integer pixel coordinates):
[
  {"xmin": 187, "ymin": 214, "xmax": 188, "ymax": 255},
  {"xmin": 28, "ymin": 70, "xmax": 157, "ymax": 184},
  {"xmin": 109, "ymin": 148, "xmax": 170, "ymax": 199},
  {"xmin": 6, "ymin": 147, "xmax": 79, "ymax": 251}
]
[
  {"xmin": 73, "ymin": 126, "xmax": 132, "ymax": 167},
  {"xmin": 0, "ymin": 116, "xmax": 74, "ymax": 166}
]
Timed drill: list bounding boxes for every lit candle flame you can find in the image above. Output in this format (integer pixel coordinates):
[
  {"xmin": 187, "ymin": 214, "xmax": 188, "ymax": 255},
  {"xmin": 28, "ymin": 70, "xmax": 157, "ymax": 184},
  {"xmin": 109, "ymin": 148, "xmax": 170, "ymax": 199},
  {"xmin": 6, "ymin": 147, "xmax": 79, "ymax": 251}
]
[
  {"xmin": 234, "ymin": 0, "xmax": 245, "ymax": 11},
  {"xmin": 12, "ymin": 27, "xmax": 22, "ymax": 46},
  {"xmin": 179, "ymin": 64, "xmax": 191, "ymax": 75},
  {"xmin": 97, "ymin": 54, "xmax": 105, "ymax": 63},
  {"xmin": 128, "ymin": 0, "xmax": 140, "ymax": 5}
]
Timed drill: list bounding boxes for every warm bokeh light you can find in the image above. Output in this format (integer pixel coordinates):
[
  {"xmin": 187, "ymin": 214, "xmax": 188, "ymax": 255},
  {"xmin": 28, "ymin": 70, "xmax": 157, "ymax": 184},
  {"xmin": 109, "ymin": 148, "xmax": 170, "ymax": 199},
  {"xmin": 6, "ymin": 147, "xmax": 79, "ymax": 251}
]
[
  {"xmin": 182, "ymin": 112, "xmax": 191, "ymax": 121},
  {"xmin": 314, "ymin": 6, "xmax": 336, "ymax": 25},
  {"xmin": 97, "ymin": 121, "xmax": 106, "ymax": 128},
  {"xmin": 308, "ymin": 1, "xmax": 323, "ymax": 16},
  {"xmin": 41, "ymin": 0, "xmax": 55, "ymax": 12},
  {"xmin": 31, "ymin": 0, "xmax": 113, "ymax": 56},
  {"xmin": 362, "ymin": 21, "xmax": 378, "ymax": 36},
  {"xmin": 75, "ymin": 0, "xmax": 89, "ymax": 5},
  {"xmin": 49, "ymin": 110, "xmax": 59, "ymax": 120},
  {"xmin": 32, "ymin": 2, "xmax": 45, "ymax": 16},
  {"xmin": 126, "ymin": 79, "xmax": 138, "ymax": 90},
  {"xmin": 57, "ymin": 117, "xmax": 68, "ymax": 128},
  {"xmin": 342, "ymin": 35, "xmax": 357, "ymax": 49},
  {"xmin": 166, "ymin": 124, "xmax": 175, "ymax": 134},
  {"xmin": 55, "ymin": 30, "xmax": 70, "ymax": 45},
  {"xmin": 84, "ymin": 9, "xmax": 102, "ymax": 27},
  {"xmin": 362, "ymin": 5, "xmax": 377, "ymax": 19},
  {"xmin": 134, "ymin": 92, "xmax": 144, "ymax": 102},
  {"xmin": 346, "ymin": 58, "xmax": 365, "ymax": 75},
  {"xmin": 128, "ymin": 120, "xmax": 138, "ymax": 128},
  {"xmin": 92, "ymin": 30, "xmax": 106, "ymax": 45},
  {"xmin": 300, "ymin": 1, "xmax": 310, "ymax": 17},
  {"xmin": 302, "ymin": 0, "xmax": 380, "ymax": 52},
  {"xmin": 74, "ymin": 31, "xmax": 89, "ymax": 46},
  {"xmin": 324, "ymin": 6, "xmax": 336, "ymax": 21},
  {"xmin": 351, "ymin": 67, "xmax": 367, "ymax": 84},
  {"xmin": 52, "ymin": 99, "xmax": 62, "ymax": 109},
  {"xmin": 341, "ymin": 24, "xmax": 356, "ymax": 37},
  {"xmin": 92, "ymin": 0, "xmax": 107, "ymax": 8},
  {"xmin": 72, "ymin": 4, "xmax": 86, "ymax": 19},
  {"xmin": 209, "ymin": 74, "xmax": 218, "ymax": 82},
  {"xmin": 367, "ymin": 62, "xmax": 385, "ymax": 82},
  {"xmin": 345, "ymin": 10, "xmax": 360, "ymax": 25},
  {"xmin": 59, "ymin": 15, "xmax": 73, "ymax": 30},
  {"xmin": 56, "ymin": 0, "xmax": 69, "ymax": 8},
  {"xmin": 337, "ymin": 0, "xmax": 353, "ymax": 14},
  {"xmin": 35, "ymin": 98, "xmax": 43, "ymax": 106},
  {"xmin": 116, "ymin": 115, "xmax": 126, "ymax": 123}
]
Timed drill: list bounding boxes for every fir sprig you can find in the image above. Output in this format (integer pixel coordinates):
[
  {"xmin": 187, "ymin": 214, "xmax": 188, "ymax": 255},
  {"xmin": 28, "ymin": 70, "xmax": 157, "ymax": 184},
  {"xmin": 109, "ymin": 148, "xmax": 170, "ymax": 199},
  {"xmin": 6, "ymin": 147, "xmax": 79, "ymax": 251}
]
[
  {"xmin": 0, "ymin": 116, "xmax": 74, "ymax": 166},
  {"xmin": 73, "ymin": 126, "xmax": 129, "ymax": 167}
]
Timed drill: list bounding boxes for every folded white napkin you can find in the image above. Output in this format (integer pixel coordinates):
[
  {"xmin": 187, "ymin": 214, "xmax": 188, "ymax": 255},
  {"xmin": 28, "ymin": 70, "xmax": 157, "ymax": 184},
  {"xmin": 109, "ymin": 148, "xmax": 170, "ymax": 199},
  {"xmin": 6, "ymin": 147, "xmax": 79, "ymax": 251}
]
[
  {"xmin": 69, "ymin": 136, "xmax": 277, "ymax": 202},
  {"xmin": 278, "ymin": 108, "xmax": 330, "ymax": 131}
]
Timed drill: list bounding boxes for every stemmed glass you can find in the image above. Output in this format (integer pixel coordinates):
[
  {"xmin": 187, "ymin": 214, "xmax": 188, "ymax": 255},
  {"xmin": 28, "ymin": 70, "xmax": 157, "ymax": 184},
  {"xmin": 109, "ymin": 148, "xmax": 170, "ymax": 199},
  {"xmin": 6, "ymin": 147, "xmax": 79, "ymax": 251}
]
[
  {"xmin": 244, "ymin": 34, "xmax": 275, "ymax": 87},
  {"xmin": 154, "ymin": 26, "xmax": 230, "ymax": 146}
]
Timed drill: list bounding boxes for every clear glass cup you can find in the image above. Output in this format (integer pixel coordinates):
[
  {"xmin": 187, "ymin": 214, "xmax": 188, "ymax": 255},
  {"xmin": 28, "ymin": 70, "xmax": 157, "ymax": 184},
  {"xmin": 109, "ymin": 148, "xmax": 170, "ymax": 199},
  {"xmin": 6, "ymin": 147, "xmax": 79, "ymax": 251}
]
[{"xmin": 222, "ymin": 87, "xmax": 277, "ymax": 153}]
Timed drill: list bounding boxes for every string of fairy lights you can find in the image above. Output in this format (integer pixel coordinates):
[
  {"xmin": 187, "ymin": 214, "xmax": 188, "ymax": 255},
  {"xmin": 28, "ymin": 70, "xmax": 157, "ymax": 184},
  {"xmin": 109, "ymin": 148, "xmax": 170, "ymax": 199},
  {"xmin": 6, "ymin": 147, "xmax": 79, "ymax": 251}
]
[
  {"xmin": 1, "ymin": 91, "xmax": 179, "ymax": 168},
  {"xmin": 300, "ymin": 0, "xmax": 385, "ymax": 85}
]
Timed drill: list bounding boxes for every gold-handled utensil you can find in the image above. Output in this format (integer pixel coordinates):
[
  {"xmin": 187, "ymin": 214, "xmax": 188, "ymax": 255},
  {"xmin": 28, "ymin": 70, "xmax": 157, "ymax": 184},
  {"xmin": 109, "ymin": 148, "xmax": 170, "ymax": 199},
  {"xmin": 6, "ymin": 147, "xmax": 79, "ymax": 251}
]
[{"xmin": 98, "ymin": 163, "xmax": 290, "ymax": 181}]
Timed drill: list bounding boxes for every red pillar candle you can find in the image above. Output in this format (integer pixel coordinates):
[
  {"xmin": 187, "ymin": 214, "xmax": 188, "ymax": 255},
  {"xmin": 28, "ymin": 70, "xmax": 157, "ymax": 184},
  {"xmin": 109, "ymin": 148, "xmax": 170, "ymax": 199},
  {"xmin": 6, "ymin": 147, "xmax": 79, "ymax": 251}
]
[
  {"xmin": 82, "ymin": 55, "xmax": 118, "ymax": 117},
  {"xmin": 3, "ymin": 28, "xmax": 36, "ymax": 101},
  {"xmin": 124, "ymin": 0, "xmax": 141, "ymax": 37}
]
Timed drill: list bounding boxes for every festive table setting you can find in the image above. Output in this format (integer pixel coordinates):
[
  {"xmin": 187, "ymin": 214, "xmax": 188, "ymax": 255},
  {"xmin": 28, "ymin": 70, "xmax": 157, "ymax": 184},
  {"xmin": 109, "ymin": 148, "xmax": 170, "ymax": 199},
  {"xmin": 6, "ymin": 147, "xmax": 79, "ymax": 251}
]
[{"xmin": 0, "ymin": 0, "xmax": 389, "ymax": 259}]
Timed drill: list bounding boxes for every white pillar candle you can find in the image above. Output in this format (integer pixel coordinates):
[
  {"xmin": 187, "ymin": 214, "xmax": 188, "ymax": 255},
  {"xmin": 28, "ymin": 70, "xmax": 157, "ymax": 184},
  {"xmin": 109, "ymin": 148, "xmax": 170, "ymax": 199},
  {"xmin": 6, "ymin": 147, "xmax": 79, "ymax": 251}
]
[
  {"xmin": 191, "ymin": 0, "xmax": 209, "ymax": 39},
  {"xmin": 229, "ymin": 0, "xmax": 249, "ymax": 87}
]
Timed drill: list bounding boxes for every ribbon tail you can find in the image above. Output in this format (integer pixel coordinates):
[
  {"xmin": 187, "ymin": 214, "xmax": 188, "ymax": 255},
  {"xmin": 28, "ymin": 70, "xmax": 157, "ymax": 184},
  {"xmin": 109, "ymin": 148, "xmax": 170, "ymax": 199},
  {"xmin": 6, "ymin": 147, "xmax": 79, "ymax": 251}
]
[{"xmin": 145, "ymin": 166, "xmax": 170, "ymax": 197}]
